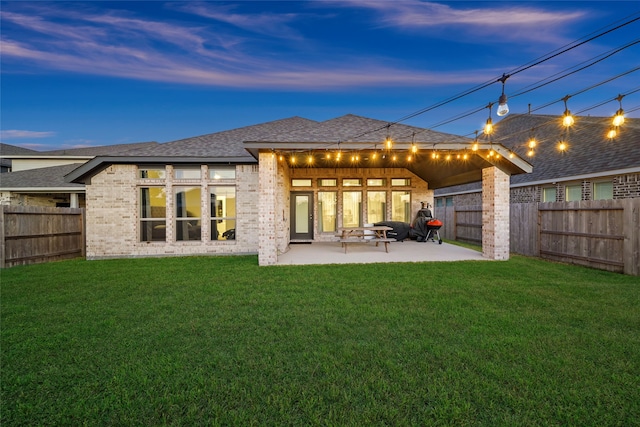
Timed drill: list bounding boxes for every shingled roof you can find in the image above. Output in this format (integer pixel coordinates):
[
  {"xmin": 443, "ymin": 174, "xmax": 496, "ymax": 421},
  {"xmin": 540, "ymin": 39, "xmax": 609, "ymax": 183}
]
[
  {"xmin": 0, "ymin": 163, "xmax": 85, "ymax": 190},
  {"xmin": 36, "ymin": 141, "xmax": 159, "ymax": 156},
  {"xmin": 124, "ymin": 117, "xmax": 318, "ymax": 158},
  {"xmin": 0, "ymin": 143, "xmax": 39, "ymax": 155},
  {"xmin": 246, "ymin": 114, "xmax": 471, "ymax": 145},
  {"xmin": 435, "ymin": 113, "xmax": 640, "ymax": 195}
]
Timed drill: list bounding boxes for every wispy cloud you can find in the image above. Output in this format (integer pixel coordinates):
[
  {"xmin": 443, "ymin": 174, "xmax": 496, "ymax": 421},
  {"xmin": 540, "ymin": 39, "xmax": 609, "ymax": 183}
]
[
  {"xmin": 0, "ymin": 130, "xmax": 56, "ymax": 140},
  {"xmin": 0, "ymin": 1, "xmax": 588, "ymax": 89},
  {"xmin": 330, "ymin": 1, "xmax": 585, "ymax": 44}
]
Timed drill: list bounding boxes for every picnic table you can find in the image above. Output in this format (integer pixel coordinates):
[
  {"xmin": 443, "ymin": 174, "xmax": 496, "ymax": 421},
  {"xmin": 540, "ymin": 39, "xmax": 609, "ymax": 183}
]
[{"xmin": 337, "ymin": 225, "xmax": 394, "ymax": 253}]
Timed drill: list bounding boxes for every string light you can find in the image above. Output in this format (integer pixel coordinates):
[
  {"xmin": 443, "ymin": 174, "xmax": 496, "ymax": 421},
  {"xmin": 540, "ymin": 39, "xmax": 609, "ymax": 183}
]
[
  {"xmin": 612, "ymin": 94, "xmax": 625, "ymax": 126},
  {"xmin": 562, "ymin": 95, "xmax": 575, "ymax": 127},
  {"xmin": 558, "ymin": 141, "xmax": 568, "ymax": 152},
  {"xmin": 496, "ymin": 73, "xmax": 510, "ymax": 116},
  {"xmin": 472, "ymin": 130, "xmax": 479, "ymax": 151},
  {"xmin": 385, "ymin": 124, "xmax": 393, "ymax": 150},
  {"xmin": 607, "ymin": 127, "xmax": 618, "ymax": 139},
  {"xmin": 484, "ymin": 102, "xmax": 494, "ymax": 135}
]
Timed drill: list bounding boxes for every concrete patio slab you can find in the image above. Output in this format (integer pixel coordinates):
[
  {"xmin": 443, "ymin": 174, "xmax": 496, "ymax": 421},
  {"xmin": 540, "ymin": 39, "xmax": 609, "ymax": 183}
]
[{"xmin": 276, "ymin": 240, "xmax": 487, "ymax": 265}]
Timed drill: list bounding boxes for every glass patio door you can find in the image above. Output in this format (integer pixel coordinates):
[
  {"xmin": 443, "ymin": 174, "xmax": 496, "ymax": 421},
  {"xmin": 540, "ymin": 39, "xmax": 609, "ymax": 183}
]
[{"xmin": 290, "ymin": 192, "xmax": 314, "ymax": 240}]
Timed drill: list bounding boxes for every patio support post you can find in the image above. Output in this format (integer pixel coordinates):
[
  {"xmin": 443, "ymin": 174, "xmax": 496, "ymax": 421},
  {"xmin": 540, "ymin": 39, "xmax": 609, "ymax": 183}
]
[
  {"xmin": 482, "ymin": 166, "xmax": 510, "ymax": 260},
  {"xmin": 258, "ymin": 151, "xmax": 278, "ymax": 266}
]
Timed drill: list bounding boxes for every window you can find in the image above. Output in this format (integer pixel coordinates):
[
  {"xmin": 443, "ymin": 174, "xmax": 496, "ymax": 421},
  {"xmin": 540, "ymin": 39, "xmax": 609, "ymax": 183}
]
[
  {"xmin": 435, "ymin": 198, "xmax": 444, "ymax": 208},
  {"xmin": 446, "ymin": 197, "xmax": 454, "ymax": 207},
  {"xmin": 542, "ymin": 187, "xmax": 557, "ymax": 202},
  {"xmin": 319, "ymin": 179, "xmax": 337, "ymax": 187},
  {"xmin": 391, "ymin": 178, "xmax": 410, "ymax": 186},
  {"xmin": 210, "ymin": 186, "xmax": 236, "ymax": 240},
  {"xmin": 139, "ymin": 167, "xmax": 165, "ymax": 179},
  {"xmin": 175, "ymin": 187, "xmax": 201, "ymax": 241},
  {"xmin": 292, "ymin": 179, "xmax": 312, "ymax": 187},
  {"xmin": 342, "ymin": 191, "xmax": 362, "ymax": 227},
  {"xmin": 392, "ymin": 191, "xmax": 411, "ymax": 222},
  {"xmin": 593, "ymin": 181, "xmax": 613, "ymax": 200},
  {"xmin": 318, "ymin": 192, "xmax": 337, "ymax": 233},
  {"xmin": 140, "ymin": 188, "xmax": 166, "ymax": 241},
  {"xmin": 566, "ymin": 184, "xmax": 582, "ymax": 202},
  {"xmin": 367, "ymin": 191, "xmax": 386, "ymax": 224},
  {"xmin": 175, "ymin": 168, "xmax": 201, "ymax": 179},
  {"xmin": 209, "ymin": 167, "xmax": 235, "ymax": 180},
  {"xmin": 343, "ymin": 179, "xmax": 362, "ymax": 187},
  {"xmin": 367, "ymin": 178, "xmax": 385, "ymax": 187}
]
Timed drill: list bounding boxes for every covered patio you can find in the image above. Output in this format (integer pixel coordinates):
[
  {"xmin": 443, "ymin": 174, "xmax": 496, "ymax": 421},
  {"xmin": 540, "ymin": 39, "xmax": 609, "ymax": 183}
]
[{"xmin": 243, "ymin": 115, "xmax": 532, "ymax": 266}]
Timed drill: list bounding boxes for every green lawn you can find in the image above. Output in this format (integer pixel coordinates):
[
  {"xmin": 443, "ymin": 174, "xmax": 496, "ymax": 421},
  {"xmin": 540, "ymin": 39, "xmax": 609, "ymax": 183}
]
[{"xmin": 2, "ymin": 255, "xmax": 639, "ymax": 426}]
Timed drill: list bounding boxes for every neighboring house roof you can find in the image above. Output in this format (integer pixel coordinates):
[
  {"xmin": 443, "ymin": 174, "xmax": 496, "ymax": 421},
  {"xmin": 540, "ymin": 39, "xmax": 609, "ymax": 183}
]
[
  {"xmin": 435, "ymin": 114, "xmax": 640, "ymax": 195},
  {"xmin": 0, "ymin": 163, "xmax": 85, "ymax": 191},
  {"xmin": 0, "ymin": 143, "xmax": 39, "ymax": 155}
]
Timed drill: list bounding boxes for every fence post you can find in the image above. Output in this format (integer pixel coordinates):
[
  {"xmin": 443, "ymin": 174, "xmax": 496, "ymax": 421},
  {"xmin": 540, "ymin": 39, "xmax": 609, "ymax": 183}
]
[{"xmin": 622, "ymin": 198, "xmax": 640, "ymax": 276}]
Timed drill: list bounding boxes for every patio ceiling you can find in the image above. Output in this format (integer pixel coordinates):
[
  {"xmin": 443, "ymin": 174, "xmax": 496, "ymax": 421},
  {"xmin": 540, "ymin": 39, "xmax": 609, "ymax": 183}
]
[{"xmin": 243, "ymin": 141, "xmax": 532, "ymax": 189}]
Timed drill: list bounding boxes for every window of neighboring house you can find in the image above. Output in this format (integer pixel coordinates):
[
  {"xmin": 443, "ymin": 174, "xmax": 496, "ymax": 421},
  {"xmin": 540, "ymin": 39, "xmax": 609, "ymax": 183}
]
[
  {"xmin": 342, "ymin": 191, "xmax": 362, "ymax": 227},
  {"xmin": 139, "ymin": 167, "xmax": 165, "ymax": 179},
  {"xmin": 392, "ymin": 191, "xmax": 411, "ymax": 222},
  {"xmin": 209, "ymin": 166, "xmax": 235, "ymax": 180},
  {"xmin": 593, "ymin": 181, "xmax": 613, "ymax": 200},
  {"xmin": 210, "ymin": 186, "xmax": 236, "ymax": 240},
  {"xmin": 435, "ymin": 198, "xmax": 444, "ymax": 208},
  {"xmin": 542, "ymin": 187, "xmax": 557, "ymax": 202},
  {"xmin": 445, "ymin": 197, "xmax": 454, "ymax": 207},
  {"xmin": 343, "ymin": 179, "xmax": 362, "ymax": 187},
  {"xmin": 367, "ymin": 191, "xmax": 386, "ymax": 224},
  {"xmin": 319, "ymin": 179, "xmax": 337, "ymax": 187},
  {"xmin": 318, "ymin": 192, "xmax": 337, "ymax": 233},
  {"xmin": 565, "ymin": 184, "xmax": 582, "ymax": 202},
  {"xmin": 292, "ymin": 179, "xmax": 312, "ymax": 187},
  {"xmin": 175, "ymin": 167, "xmax": 201, "ymax": 179},
  {"xmin": 175, "ymin": 187, "xmax": 202, "ymax": 241},
  {"xmin": 391, "ymin": 178, "xmax": 410, "ymax": 186},
  {"xmin": 140, "ymin": 187, "xmax": 166, "ymax": 242}
]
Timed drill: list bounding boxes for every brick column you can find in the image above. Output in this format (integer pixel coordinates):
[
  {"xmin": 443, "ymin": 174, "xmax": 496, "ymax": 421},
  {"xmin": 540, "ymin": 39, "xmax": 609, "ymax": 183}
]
[
  {"xmin": 482, "ymin": 166, "xmax": 510, "ymax": 260},
  {"xmin": 258, "ymin": 152, "xmax": 278, "ymax": 266}
]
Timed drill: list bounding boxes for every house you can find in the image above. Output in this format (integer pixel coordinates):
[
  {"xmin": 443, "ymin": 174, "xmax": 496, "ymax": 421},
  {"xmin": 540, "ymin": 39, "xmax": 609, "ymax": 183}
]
[
  {"xmin": 0, "ymin": 143, "xmax": 38, "ymax": 173},
  {"xmin": 65, "ymin": 114, "xmax": 531, "ymax": 265},
  {"xmin": 434, "ymin": 114, "xmax": 640, "ymax": 207},
  {"xmin": 0, "ymin": 142, "xmax": 158, "ymax": 207}
]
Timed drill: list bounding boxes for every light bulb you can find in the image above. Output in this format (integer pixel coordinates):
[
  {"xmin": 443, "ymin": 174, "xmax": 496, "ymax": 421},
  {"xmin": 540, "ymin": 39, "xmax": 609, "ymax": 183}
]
[
  {"xmin": 484, "ymin": 118, "xmax": 493, "ymax": 135},
  {"xmin": 558, "ymin": 141, "xmax": 567, "ymax": 152},
  {"xmin": 472, "ymin": 142, "xmax": 478, "ymax": 151},
  {"xmin": 497, "ymin": 94, "xmax": 509, "ymax": 116},
  {"xmin": 607, "ymin": 128, "xmax": 617, "ymax": 139},
  {"xmin": 562, "ymin": 111, "xmax": 574, "ymax": 127},
  {"xmin": 613, "ymin": 109, "xmax": 625, "ymax": 127},
  {"xmin": 527, "ymin": 149, "xmax": 534, "ymax": 157},
  {"xmin": 385, "ymin": 138, "xmax": 393, "ymax": 150},
  {"xmin": 528, "ymin": 139, "xmax": 536, "ymax": 149},
  {"xmin": 411, "ymin": 144, "xmax": 418, "ymax": 153}
]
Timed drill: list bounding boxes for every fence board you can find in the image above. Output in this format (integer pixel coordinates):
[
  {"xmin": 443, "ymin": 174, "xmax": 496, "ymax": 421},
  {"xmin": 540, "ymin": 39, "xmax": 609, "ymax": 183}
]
[
  {"xmin": 1, "ymin": 206, "xmax": 85, "ymax": 268},
  {"xmin": 446, "ymin": 199, "xmax": 639, "ymax": 275}
]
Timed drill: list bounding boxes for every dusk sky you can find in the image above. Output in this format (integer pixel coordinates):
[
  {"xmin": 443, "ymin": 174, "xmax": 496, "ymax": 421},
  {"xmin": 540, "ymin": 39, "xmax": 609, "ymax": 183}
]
[{"xmin": 1, "ymin": 1, "xmax": 639, "ymax": 151}]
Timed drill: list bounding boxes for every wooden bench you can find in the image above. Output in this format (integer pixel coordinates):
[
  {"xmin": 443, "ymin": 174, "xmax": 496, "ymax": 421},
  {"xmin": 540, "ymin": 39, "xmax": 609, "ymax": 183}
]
[{"xmin": 338, "ymin": 237, "xmax": 395, "ymax": 253}]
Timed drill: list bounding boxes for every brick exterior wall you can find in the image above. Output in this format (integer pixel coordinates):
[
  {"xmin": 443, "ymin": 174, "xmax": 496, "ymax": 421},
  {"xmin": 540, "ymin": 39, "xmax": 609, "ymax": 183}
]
[
  {"xmin": 86, "ymin": 164, "xmax": 260, "ymax": 260},
  {"xmin": 482, "ymin": 167, "xmax": 510, "ymax": 260}
]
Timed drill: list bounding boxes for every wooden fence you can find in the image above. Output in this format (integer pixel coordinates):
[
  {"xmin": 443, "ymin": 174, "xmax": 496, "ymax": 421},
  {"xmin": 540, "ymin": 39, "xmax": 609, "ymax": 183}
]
[
  {"xmin": 0, "ymin": 206, "xmax": 85, "ymax": 268},
  {"xmin": 435, "ymin": 198, "xmax": 640, "ymax": 276}
]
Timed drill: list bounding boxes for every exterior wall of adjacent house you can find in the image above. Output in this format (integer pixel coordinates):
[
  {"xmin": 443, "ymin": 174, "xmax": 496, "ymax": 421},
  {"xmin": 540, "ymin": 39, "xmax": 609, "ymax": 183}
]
[
  {"xmin": 85, "ymin": 161, "xmax": 433, "ymax": 260},
  {"xmin": 0, "ymin": 191, "xmax": 86, "ymax": 207},
  {"xmin": 437, "ymin": 172, "xmax": 640, "ymax": 206}
]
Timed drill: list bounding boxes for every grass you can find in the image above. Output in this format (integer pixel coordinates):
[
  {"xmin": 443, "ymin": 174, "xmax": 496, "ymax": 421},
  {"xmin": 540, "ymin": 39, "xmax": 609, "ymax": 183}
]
[{"xmin": 2, "ymin": 255, "xmax": 639, "ymax": 426}]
